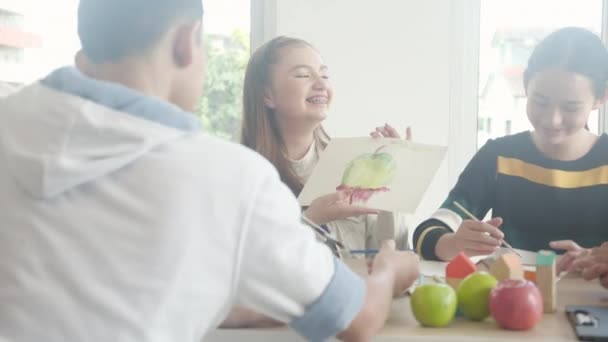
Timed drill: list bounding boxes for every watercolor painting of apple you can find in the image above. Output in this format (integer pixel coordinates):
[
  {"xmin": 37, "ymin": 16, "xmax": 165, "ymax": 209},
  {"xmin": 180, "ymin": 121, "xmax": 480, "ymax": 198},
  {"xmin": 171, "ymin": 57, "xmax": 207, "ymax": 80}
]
[{"xmin": 336, "ymin": 145, "xmax": 396, "ymax": 204}]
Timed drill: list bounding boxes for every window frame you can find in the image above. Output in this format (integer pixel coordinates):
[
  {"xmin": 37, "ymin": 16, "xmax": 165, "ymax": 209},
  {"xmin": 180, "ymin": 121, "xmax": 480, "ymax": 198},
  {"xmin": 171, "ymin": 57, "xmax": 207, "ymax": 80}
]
[
  {"xmin": 449, "ymin": 0, "xmax": 608, "ymax": 187},
  {"xmin": 250, "ymin": 0, "xmax": 276, "ymax": 51},
  {"xmin": 251, "ymin": 0, "xmax": 608, "ymax": 188}
]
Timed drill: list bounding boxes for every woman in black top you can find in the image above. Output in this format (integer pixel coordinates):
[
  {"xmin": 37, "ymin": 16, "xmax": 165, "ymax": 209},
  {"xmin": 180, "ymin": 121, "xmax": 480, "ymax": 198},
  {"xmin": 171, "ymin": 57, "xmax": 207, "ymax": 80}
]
[{"xmin": 413, "ymin": 27, "xmax": 608, "ymax": 264}]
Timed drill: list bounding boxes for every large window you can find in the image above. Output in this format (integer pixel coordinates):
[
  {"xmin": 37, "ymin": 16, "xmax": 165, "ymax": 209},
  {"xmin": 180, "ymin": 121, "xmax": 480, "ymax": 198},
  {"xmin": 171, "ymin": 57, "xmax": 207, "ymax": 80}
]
[
  {"xmin": 26, "ymin": 1, "xmax": 79, "ymax": 81},
  {"xmin": 7, "ymin": 0, "xmax": 250, "ymax": 142},
  {"xmin": 478, "ymin": 0, "xmax": 604, "ymax": 147},
  {"xmin": 197, "ymin": 0, "xmax": 250, "ymax": 141}
]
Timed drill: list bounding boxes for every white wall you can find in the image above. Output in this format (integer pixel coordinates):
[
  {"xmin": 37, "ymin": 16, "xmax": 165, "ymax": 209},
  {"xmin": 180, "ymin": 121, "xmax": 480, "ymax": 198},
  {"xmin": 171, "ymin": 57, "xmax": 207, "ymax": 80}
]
[
  {"xmin": 273, "ymin": 1, "xmax": 452, "ymax": 140},
  {"xmin": 254, "ymin": 0, "xmax": 480, "ymax": 230}
]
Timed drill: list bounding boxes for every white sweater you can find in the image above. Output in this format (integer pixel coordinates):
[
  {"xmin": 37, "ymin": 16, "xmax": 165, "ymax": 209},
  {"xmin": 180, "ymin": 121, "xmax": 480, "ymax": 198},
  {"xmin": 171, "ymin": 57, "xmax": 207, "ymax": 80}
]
[{"xmin": 0, "ymin": 68, "xmax": 365, "ymax": 342}]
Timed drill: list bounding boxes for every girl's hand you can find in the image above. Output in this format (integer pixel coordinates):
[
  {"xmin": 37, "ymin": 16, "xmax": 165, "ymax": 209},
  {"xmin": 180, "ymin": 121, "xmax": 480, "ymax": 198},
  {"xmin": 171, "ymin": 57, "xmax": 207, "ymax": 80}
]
[
  {"xmin": 303, "ymin": 191, "xmax": 379, "ymax": 225},
  {"xmin": 370, "ymin": 123, "xmax": 412, "ymax": 141}
]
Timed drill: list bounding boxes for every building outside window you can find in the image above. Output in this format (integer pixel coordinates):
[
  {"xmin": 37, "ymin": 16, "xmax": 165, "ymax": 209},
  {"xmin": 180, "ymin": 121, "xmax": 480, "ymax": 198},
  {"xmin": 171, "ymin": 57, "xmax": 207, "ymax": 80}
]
[
  {"xmin": 478, "ymin": 0, "xmax": 603, "ymax": 147},
  {"xmin": 0, "ymin": 1, "xmax": 42, "ymax": 88}
]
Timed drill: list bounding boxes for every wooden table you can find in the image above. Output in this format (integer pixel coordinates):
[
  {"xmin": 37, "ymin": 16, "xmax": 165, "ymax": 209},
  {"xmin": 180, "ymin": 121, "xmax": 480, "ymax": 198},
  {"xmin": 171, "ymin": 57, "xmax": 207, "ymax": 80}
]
[{"xmin": 207, "ymin": 260, "xmax": 608, "ymax": 341}]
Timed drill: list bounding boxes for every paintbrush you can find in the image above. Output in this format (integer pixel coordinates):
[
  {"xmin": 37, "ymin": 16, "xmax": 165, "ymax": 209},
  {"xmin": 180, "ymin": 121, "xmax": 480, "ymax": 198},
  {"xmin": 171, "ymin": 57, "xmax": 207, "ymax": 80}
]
[
  {"xmin": 301, "ymin": 214, "xmax": 345, "ymax": 250},
  {"xmin": 453, "ymin": 201, "xmax": 521, "ymax": 258}
]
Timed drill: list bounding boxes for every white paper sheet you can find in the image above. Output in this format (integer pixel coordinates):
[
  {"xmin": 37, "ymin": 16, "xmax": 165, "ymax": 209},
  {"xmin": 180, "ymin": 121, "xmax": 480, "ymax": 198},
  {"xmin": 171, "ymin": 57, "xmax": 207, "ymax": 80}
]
[{"xmin": 298, "ymin": 137, "xmax": 447, "ymax": 213}]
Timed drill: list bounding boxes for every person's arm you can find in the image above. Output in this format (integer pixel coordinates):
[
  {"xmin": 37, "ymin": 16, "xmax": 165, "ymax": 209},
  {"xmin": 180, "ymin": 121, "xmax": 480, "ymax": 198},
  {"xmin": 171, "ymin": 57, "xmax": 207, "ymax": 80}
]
[
  {"xmin": 338, "ymin": 241, "xmax": 417, "ymax": 341},
  {"xmin": 232, "ymin": 165, "xmax": 419, "ymax": 341},
  {"xmin": 220, "ymin": 306, "xmax": 282, "ymax": 328},
  {"xmin": 337, "ymin": 264, "xmax": 394, "ymax": 341},
  {"xmin": 413, "ymin": 140, "xmax": 500, "ymax": 261}
]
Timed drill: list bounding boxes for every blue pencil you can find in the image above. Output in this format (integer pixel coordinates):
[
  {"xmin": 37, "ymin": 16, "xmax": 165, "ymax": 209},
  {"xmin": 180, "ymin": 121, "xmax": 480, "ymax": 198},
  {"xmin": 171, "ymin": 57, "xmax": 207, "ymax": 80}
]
[
  {"xmin": 348, "ymin": 249, "xmax": 380, "ymax": 255},
  {"xmin": 348, "ymin": 248, "xmax": 415, "ymax": 255}
]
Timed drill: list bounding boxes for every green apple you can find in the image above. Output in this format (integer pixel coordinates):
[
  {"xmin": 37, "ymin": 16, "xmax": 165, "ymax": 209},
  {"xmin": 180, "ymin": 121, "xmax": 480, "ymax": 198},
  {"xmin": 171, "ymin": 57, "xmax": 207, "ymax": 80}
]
[
  {"xmin": 411, "ymin": 283, "xmax": 457, "ymax": 327},
  {"xmin": 457, "ymin": 272, "xmax": 498, "ymax": 321},
  {"xmin": 341, "ymin": 149, "xmax": 396, "ymax": 189}
]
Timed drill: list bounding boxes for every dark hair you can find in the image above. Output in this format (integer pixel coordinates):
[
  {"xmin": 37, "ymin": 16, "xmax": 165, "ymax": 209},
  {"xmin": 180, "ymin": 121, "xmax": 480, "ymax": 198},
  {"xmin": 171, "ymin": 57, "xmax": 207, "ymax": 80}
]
[
  {"xmin": 524, "ymin": 27, "xmax": 608, "ymax": 98},
  {"xmin": 78, "ymin": 0, "xmax": 204, "ymax": 63},
  {"xmin": 241, "ymin": 36, "xmax": 330, "ymax": 196}
]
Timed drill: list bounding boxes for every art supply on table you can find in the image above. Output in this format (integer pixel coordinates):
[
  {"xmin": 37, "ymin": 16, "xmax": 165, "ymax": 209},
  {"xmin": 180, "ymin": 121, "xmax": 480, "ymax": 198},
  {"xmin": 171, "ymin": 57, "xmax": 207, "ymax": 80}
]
[
  {"xmin": 348, "ymin": 248, "xmax": 415, "ymax": 256},
  {"xmin": 301, "ymin": 214, "xmax": 345, "ymax": 257},
  {"xmin": 446, "ymin": 252, "xmax": 477, "ymax": 289},
  {"xmin": 453, "ymin": 201, "xmax": 521, "ymax": 257},
  {"xmin": 348, "ymin": 249, "xmax": 380, "ymax": 255},
  {"xmin": 537, "ymin": 250, "xmax": 557, "ymax": 313}
]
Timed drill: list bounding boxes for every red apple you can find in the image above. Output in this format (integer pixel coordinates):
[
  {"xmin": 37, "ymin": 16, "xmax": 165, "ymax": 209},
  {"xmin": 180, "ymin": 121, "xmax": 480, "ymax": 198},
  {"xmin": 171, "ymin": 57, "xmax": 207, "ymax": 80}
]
[{"xmin": 489, "ymin": 279, "xmax": 543, "ymax": 330}]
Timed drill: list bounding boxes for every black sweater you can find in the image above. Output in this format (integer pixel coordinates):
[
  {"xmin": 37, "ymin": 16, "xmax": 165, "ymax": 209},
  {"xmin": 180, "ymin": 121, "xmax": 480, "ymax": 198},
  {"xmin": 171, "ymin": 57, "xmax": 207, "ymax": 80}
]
[{"xmin": 413, "ymin": 132, "xmax": 608, "ymax": 260}]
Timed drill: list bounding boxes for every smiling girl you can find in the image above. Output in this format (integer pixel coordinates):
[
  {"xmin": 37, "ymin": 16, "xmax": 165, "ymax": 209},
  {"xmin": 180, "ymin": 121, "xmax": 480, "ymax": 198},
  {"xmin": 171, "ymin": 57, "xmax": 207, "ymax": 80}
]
[
  {"xmin": 241, "ymin": 36, "xmax": 406, "ymax": 251},
  {"xmin": 413, "ymin": 27, "xmax": 608, "ymax": 261}
]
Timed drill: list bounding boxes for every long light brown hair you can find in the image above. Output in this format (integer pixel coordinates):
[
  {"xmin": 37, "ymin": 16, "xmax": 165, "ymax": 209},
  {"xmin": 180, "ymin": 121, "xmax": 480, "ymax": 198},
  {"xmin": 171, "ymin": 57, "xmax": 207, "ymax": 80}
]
[{"xmin": 241, "ymin": 36, "xmax": 329, "ymax": 196}]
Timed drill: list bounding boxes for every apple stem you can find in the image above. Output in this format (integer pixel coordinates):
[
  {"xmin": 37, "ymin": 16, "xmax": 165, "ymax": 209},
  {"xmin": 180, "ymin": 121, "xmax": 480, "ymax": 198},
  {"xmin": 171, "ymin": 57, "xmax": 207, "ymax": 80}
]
[{"xmin": 374, "ymin": 145, "xmax": 388, "ymax": 154}]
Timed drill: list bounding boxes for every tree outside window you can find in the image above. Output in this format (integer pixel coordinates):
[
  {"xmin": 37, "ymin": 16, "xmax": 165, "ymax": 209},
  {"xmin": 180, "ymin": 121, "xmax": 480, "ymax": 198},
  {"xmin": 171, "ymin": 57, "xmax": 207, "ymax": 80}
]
[
  {"xmin": 15, "ymin": 0, "xmax": 252, "ymax": 143},
  {"xmin": 196, "ymin": 0, "xmax": 250, "ymax": 142},
  {"xmin": 196, "ymin": 30, "xmax": 249, "ymax": 142}
]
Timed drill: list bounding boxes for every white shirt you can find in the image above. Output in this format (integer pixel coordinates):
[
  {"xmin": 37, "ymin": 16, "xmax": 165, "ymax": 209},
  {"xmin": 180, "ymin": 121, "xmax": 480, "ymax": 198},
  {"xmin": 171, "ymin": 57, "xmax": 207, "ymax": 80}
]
[
  {"xmin": 0, "ymin": 82, "xmax": 18, "ymax": 98},
  {"xmin": 0, "ymin": 68, "xmax": 365, "ymax": 341}
]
